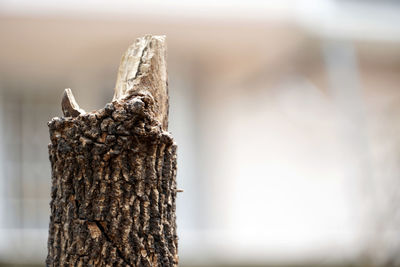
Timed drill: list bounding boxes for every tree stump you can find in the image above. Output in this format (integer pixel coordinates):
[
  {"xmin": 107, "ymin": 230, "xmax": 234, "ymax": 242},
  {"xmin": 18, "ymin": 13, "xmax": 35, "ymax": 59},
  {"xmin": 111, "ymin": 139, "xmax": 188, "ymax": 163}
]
[{"xmin": 46, "ymin": 35, "xmax": 179, "ymax": 267}]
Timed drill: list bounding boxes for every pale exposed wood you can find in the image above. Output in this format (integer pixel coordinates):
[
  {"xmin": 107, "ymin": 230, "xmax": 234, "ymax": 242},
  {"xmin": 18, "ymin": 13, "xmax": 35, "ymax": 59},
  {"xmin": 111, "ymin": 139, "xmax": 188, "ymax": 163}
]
[
  {"xmin": 113, "ymin": 35, "xmax": 169, "ymax": 130},
  {"xmin": 61, "ymin": 88, "xmax": 85, "ymax": 117},
  {"xmin": 47, "ymin": 35, "xmax": 178, "ymax": 267}
]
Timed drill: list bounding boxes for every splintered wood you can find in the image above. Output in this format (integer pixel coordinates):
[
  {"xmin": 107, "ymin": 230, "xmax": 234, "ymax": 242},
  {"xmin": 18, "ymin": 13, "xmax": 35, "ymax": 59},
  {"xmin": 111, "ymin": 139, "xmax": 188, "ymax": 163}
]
[{"xmin": 47, "ymin": 35, "xmax": 178, "ymax": 267}]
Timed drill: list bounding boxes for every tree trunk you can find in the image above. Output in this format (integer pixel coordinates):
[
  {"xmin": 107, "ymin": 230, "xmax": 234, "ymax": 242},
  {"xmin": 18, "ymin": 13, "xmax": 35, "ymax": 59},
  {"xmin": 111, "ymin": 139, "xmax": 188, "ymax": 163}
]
[{"xmin": 46, "ymin": 35, "xmax": 179, "ymax": 267}]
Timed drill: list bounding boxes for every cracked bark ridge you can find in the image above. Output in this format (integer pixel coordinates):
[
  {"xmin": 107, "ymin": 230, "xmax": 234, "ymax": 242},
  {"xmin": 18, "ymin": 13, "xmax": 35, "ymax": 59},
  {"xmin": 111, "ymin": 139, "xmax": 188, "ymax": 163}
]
[{"xmin": 47, "ymin": 35, "xmax": 178, "ymax": 267}]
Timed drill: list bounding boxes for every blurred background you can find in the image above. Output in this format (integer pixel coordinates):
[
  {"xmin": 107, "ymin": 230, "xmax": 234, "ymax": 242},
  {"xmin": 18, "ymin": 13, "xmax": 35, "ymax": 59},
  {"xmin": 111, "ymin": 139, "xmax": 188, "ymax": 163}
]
[{"xmin": 1, "ymin": 0, "xmax": 400, "ymax": 266}]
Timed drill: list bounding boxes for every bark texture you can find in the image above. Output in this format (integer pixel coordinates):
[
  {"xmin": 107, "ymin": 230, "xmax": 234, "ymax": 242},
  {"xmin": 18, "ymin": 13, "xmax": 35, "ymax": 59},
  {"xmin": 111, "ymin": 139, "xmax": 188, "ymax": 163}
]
[{"xmin": 47, "ymin": 35, "xmax": 178, "ymax": 267}]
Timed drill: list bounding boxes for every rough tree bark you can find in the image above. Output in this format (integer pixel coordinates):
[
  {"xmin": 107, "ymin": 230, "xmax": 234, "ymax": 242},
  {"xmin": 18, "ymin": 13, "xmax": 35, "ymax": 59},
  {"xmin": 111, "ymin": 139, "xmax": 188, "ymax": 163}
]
[{"xmin": 46, "ymin": 35, "xmax": 179, "ymax": 267}]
